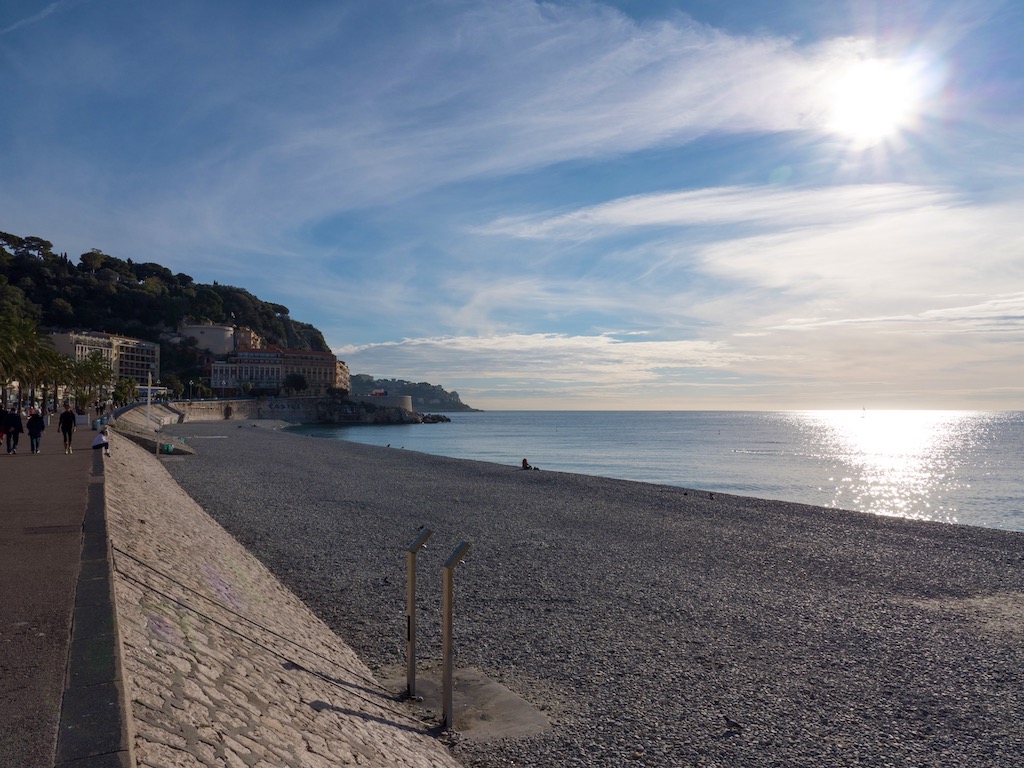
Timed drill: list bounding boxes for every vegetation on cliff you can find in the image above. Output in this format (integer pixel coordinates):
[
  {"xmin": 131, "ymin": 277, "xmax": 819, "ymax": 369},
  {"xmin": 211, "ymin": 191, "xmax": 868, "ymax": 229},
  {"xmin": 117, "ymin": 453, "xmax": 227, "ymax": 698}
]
[
  {"xmin": 350, "ymin": 375, "xmax": 479, "ymax": 412},
  {"xmin": 1, "ymin": 230, "xmax": 474, "ymax": 409},
  {"xmin": 0, "ymin": 232, "xmax": 326, "ymax": 352}
]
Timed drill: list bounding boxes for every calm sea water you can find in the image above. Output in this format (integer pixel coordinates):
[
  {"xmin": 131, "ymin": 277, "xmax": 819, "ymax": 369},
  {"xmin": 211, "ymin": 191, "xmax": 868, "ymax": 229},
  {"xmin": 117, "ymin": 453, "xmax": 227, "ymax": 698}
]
[{"xmin": 291, "ymin": 410, "xmax": 1024, "ymax": 532}]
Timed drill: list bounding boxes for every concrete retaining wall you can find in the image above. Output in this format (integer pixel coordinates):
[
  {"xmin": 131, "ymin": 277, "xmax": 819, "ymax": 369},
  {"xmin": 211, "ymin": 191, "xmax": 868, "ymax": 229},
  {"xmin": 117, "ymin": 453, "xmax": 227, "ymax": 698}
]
[
  {"xmin": 103, "ymin": 435, "xmax": 462, "ymax": 767},
  {"xmin": 176, "ymin": 396, "xmax": 417, "ymax": 425},
  {"xmin": 177, "ymin": 398, "xmax": 318, "ymax": 423}
]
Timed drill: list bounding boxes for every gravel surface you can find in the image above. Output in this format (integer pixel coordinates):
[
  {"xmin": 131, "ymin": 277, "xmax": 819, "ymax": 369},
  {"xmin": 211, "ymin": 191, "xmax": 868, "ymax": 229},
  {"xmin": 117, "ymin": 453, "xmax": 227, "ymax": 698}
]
[{"xmin": 160, "ymin": 420, "xmax": 1024, "ymax": 767}]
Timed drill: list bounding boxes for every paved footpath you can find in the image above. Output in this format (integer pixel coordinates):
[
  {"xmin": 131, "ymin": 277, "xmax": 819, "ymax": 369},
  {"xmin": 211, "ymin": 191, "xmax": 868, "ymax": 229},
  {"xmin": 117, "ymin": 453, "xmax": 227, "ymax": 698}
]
[{"xmin": 0, "ymin": 425, "xmax": 119, "ymax": 767}]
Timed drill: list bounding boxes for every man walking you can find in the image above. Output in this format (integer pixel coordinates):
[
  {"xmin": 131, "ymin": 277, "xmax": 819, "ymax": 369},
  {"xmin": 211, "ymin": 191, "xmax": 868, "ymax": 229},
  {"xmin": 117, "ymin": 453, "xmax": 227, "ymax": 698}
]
[
  {"xmin": 58, "ymin": 403, "xmax": 77, "ymax": 454},
  {"xmin": 4, "ymin": 405, "xmax": 23, "ymax": 454},
  {"xmin": 26, "ymin": 407, "xmax": 45, "ymax": 454}
]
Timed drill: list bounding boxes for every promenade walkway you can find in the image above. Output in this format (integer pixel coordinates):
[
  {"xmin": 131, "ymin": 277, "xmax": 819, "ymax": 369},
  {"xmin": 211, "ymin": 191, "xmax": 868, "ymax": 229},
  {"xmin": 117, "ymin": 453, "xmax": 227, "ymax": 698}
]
[{"xmin": 0, "ymin": 424, "xmax": 128, "ymax": 767}]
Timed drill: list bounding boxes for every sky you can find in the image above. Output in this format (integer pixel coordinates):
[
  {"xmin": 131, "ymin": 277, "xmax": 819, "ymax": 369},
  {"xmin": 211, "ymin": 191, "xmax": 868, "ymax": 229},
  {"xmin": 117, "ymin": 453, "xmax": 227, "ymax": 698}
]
[{"xmin": 2, "ymin": 0, "xmax": 1023, "ymax": 410}]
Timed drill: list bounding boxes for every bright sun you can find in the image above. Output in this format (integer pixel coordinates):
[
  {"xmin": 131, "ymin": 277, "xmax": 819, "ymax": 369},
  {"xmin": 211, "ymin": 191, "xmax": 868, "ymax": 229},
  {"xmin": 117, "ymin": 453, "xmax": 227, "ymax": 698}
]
[{"xmin": 827, "ymin": 58, "xmax": 925, "ymax": 147}]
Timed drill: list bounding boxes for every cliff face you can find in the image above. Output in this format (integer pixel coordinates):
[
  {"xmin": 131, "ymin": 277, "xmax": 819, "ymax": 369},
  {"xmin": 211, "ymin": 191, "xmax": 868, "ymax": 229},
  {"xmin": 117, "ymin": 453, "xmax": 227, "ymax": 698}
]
[
  {"xmin": 313, "ymin": 399, "xmax": 450, "ymax": 423},
  {"xmin": 315, "ymin": 399, "xmax": 424, "ymax": 424}
]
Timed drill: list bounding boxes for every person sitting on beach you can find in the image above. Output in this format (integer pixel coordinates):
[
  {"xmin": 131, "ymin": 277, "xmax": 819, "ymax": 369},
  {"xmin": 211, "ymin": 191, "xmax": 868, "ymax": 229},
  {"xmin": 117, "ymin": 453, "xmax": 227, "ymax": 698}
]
[{"xmin": 92, "ymin": 428, "xmax": 111, "ymax": 457}]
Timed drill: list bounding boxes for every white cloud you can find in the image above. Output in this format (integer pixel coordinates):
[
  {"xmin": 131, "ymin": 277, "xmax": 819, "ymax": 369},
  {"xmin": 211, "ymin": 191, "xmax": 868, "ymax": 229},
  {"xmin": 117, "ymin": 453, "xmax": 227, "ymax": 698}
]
[
  {"xmin": 478, "ymin": 183, "xmax": 953, "ymax": 240},
  {"xmin": 336, "ymin": 323, "xmax": 1024, "ymax": 410},
  {"xmin": 0, "ymin": 1, "xmax": 76, "ymax": 36},
  {"xmin": 337, "ymin": 331, "xmax": 748, "ymax": 384},
  {"xmin": 477, "ymin": 183, "xmax": 1024, "ymax": 329},
  {"xmin": 774, "ymin": 292, "xmax": 1024, "ymax": 334},
  {"xmin": 695, "ymin": 198, "xmax": 1024, "ymax": 307}
]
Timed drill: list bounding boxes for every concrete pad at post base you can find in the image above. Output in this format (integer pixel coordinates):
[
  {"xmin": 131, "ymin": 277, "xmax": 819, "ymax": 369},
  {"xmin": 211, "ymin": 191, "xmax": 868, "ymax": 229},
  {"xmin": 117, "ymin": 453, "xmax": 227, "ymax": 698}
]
[{"xmin": 380, "ymin": 662, "xmax": 550, "ymax": 741}]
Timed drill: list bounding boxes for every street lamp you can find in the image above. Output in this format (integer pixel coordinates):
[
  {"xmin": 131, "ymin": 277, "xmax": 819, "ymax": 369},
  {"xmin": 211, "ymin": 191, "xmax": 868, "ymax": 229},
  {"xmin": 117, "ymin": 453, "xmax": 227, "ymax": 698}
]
[{"xmin": 146, "ymin": 363, "xmax": 156, "ymax": 428}]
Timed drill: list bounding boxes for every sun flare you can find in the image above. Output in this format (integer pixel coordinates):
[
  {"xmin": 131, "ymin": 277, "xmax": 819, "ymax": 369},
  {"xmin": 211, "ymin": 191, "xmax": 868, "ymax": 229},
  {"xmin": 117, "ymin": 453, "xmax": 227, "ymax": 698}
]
[{"xmin": 827, "ymin": 57, "xmax": 925, "ymax": 146}]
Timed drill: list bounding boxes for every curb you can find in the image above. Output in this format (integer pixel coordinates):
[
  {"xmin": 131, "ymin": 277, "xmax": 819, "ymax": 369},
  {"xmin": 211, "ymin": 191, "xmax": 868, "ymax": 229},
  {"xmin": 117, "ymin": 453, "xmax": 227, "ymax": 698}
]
[{"xmin": 54, "ymin": 451, "xmax": 134, "ymax": 767}]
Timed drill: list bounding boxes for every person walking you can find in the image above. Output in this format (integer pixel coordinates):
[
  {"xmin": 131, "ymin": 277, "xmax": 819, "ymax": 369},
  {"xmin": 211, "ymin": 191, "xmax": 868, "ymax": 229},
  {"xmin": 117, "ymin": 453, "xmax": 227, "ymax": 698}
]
[
  {"xmin": 58, "ymin": 403, "xmax": 77, "ymax": 454},
  {"xmin": 26, "ymin": 407, "xmax": 45, "ymax": 454},
  {"xmin": 4, "ymin": 405, "xmax": 24, "ymax": 454}
]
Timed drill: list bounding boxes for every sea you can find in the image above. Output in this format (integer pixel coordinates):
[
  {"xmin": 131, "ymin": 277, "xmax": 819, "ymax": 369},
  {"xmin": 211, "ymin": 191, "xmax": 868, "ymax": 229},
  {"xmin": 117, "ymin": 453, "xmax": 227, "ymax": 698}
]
[{"xmin": 290, "ymin": 410, "xmax": 1024, "ymax": 533}]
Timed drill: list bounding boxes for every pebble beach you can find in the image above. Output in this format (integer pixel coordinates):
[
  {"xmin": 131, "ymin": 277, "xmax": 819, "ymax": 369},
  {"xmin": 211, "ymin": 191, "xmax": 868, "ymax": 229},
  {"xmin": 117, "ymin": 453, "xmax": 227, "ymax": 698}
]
[{"xmin": 157, "ymin": 419, "xmax": 1024, "ymax": 767}]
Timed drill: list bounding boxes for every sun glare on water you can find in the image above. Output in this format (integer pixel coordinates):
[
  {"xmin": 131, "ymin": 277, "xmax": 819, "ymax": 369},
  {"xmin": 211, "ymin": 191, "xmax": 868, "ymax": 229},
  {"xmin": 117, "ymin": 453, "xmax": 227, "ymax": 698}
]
[
  {"xmin": 796, "ymin": 410, "xmax": 983, "ymax": 523},
  {"xmin": 826, "ymin": 56, "xmax": 930, "ymax": 147}
]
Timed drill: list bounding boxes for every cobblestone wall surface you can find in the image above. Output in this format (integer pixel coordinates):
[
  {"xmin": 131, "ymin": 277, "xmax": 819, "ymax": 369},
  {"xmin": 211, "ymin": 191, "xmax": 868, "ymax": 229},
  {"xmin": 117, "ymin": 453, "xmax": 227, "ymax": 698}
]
[
  {"xmin": 181, "ymin": 399, "xmax": 314, "ymax": 423},
  {"xmin": 104, "ymin": 436, "xmax": 462, "ymax": 767}
]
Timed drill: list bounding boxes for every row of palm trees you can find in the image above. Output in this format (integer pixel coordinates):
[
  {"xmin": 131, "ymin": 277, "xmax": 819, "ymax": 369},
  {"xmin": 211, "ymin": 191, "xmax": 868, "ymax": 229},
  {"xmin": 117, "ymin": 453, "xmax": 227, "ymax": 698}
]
[{"xmin": 0, "ymin": 314, "xmax": 115, "ymax": 413}]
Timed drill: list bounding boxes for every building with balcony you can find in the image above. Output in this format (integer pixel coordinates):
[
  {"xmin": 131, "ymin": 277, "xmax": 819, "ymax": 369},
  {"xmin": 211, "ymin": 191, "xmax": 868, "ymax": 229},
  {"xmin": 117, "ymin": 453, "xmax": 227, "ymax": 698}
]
[
  {"xmin": 51, "ymin": 331, "xmax": 160, "ymax": 385},
  {"xmin": 209, "ymin": 347, "xmax": 350, "ymax": 395},
  {"xmin": 281, "ymin": 349, "xmax": 341, "ymax": 393}
]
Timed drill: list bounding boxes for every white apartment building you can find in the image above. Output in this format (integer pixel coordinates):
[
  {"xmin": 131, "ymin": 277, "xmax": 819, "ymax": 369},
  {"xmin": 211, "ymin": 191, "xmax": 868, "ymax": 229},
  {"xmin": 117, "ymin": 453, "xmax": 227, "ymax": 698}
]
[{"xmin": 51, "ymin": 331, "xmax": 160, "ymax": 384}]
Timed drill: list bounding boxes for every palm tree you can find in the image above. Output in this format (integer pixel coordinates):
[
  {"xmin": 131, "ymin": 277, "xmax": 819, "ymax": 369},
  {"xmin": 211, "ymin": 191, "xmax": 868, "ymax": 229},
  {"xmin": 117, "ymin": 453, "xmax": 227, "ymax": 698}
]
[
  {"xmin": 21, "ymin": 337, "xmax": 63, "ymax": 407},
  {"xmin": 70, "ymin": 351, "xmax": 114, "ymax": 413},
  {"xmin": 31, "ymin": 346, "xmax": 73, "ymax": 412},
  {"xmin": 46, "ymin": 351, "xmax": 77, "ymax": 412},
  {"xmin": 112, "ymin": 377, "xmax": 139, "ymax": 405},
  {"xmin": 0, "ymin": 314, "xmax": 55, "ymax": 407}
]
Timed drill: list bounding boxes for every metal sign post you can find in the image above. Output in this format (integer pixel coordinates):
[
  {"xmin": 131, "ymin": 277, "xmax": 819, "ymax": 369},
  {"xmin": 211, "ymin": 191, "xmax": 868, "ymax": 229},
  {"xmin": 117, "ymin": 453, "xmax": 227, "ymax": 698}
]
[
  {"xmin": 442, "ymin": 541, "xmax": 471, "ymax": 730},
  {"xmin": 405, "ymin": 527, "xmax": 433, "ymax": 698},
  {"xmin": 147, "ymin": 363, "xmax": 157, "ymax": 455}
]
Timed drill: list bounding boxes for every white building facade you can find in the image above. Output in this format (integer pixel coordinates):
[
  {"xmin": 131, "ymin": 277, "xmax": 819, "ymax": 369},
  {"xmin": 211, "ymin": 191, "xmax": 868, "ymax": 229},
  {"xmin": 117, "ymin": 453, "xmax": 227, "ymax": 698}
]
[{"xmin": 51, "ymin": 331, "xmax": 160, "ymax": 384}]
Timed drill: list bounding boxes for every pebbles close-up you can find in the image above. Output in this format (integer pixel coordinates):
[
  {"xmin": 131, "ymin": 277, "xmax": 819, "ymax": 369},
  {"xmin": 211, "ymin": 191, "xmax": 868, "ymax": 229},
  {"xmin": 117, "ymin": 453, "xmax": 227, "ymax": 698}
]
[{"xmin": 161, "ymin": 421, "xmax": 1024, "ymax": 767}]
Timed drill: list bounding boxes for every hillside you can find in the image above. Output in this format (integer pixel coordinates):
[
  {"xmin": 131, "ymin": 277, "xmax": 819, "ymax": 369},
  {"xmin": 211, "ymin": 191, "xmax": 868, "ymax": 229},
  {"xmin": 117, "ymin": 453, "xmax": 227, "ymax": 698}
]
[
  {"xmin": 0, "ymin": 231, "xmax": 475, "ymax": 409},
  {"xmin": 0, "ymin": 233, "xmax": 326, "ymax": 350},
  {"xmin": 350, "ymin": 374, "xmax": 479, "ymax": 412}
]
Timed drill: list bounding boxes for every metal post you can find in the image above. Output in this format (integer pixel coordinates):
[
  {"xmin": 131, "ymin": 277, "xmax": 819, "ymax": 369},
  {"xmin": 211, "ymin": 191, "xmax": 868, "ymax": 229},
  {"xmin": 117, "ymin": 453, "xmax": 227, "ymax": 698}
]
[
  {"xmin": 147, "ymin": 368, "xmax": 157, "ymax": 454},
  {"xmin": 442, "ymin": 541, "xmax": 471, "ymax": 730},
  {"xmin": 405, "ymin": 527, "xmax": 433, "ymax": 698}
]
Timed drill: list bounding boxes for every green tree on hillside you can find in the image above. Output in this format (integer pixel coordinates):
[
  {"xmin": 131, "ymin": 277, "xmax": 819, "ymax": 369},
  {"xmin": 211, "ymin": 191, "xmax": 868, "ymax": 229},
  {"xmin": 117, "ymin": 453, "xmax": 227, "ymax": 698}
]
[{"xmin": 80, "ymin": 249, "xmax": 106, "ymax": 272}]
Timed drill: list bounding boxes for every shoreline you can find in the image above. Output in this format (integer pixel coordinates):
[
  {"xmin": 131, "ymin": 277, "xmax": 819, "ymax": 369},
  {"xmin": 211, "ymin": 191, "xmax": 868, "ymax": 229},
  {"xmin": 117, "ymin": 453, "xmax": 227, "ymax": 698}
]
[
  {"xmin": 159, "ymin": 420, "xmax": 1024, "ymax": 767},
  {"xmin": 287, "ymin": 409, "xmax": 1024, "ymax": 532}
]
